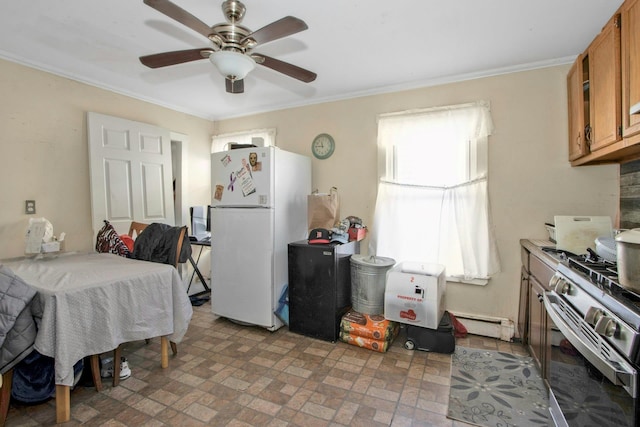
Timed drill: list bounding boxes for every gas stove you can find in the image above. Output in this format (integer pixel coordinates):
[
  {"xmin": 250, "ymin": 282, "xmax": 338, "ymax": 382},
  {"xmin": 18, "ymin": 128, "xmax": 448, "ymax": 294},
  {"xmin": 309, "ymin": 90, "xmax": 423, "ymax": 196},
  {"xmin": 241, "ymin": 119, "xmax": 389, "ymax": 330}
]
[
  {"xmin": 559, "ymin": 254, "xmax": 640, "ymax": 330},
  {"xmin": 554, "ymin": 253, "xmax": 640, "ymax": 367},
  {"xmin": 545, "ymin": 251, "xmax": 640, "ymax": 425}
]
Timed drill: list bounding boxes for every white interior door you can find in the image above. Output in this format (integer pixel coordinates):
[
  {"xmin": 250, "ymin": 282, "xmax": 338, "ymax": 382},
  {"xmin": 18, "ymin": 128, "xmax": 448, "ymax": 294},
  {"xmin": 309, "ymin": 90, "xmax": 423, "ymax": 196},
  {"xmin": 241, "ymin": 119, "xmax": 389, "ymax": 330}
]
[{"xmin": 88, "ymin": 112, "xmax": 175, "ymax": 237}]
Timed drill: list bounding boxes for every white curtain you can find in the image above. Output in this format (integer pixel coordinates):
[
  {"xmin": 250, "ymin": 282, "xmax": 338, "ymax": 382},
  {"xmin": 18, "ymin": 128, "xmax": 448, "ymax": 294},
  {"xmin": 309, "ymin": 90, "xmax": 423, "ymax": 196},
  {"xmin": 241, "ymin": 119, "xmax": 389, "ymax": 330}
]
[{"xmin": 370, "ymin": 101, "xmax": 500, "ymax": 281}]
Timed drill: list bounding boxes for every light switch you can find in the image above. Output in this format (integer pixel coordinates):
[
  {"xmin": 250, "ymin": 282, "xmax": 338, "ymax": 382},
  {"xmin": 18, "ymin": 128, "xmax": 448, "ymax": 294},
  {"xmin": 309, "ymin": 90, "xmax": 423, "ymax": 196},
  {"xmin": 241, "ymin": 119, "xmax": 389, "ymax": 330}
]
[{"xmin": 25, "ymin": 200, "xmax": 36, "ymax": 215}]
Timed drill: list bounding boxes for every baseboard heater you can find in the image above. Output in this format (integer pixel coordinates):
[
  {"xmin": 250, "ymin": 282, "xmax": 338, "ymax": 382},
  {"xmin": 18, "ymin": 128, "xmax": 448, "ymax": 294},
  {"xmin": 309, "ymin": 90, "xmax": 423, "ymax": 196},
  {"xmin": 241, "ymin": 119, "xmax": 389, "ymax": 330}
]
[{"xmin": 449, "ymin": 311, "xmax": 515, "ymax": 342}]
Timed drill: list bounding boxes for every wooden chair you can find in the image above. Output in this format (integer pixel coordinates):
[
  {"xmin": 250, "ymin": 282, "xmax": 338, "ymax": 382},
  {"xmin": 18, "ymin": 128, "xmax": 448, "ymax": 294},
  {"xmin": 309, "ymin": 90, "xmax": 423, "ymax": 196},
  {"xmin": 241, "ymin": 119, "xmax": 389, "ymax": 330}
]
[
  {"xmin": 128, "ymin": 221, "xmax": 148, "ymax": 239},
  {"xmin": 90, "ymin": 222, "xmax": 186, "ymax": 390},
  {"xmin": 0, "ymin": 369, "xmax": 12, "ymax": 426}
]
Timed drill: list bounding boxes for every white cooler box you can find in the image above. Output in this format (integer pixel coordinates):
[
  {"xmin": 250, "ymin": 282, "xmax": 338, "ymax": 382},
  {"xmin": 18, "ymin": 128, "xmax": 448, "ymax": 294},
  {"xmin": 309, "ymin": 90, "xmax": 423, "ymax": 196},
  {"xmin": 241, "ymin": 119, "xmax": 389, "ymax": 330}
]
[{"xmin": 384, "ymin": 262, "xmax": 446, "ymax": 330}]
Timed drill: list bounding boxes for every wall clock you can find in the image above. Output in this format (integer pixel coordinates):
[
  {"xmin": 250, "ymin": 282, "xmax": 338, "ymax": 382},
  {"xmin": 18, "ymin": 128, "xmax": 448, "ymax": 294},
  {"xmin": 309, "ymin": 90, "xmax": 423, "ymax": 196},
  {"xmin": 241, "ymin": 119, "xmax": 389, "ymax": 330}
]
[{"xmin": 311, "ymin": 133, "xmax": 335, "ymax": 159}]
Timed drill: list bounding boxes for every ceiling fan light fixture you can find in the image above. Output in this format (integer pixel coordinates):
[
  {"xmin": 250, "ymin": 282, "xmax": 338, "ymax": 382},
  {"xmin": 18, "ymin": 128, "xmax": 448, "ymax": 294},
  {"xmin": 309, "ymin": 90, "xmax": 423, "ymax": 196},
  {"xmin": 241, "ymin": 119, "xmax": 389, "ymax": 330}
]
[{"xmin": 209, "ymin": 50, "xmax": 255, "ymax": 80}]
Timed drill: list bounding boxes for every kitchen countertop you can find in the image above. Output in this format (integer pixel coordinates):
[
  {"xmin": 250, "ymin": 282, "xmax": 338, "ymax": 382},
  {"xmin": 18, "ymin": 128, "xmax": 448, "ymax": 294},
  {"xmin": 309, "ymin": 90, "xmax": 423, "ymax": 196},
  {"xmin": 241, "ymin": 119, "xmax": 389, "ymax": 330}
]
[{"xmin": 520, "ymin": 238, "xmax": 561, "ymax": 270}]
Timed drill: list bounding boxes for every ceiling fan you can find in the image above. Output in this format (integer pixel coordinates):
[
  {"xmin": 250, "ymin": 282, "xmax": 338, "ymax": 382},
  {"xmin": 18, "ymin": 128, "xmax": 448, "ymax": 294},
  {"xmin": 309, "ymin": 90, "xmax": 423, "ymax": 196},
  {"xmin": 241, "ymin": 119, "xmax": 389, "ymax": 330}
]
[{"xmin": 139, "ymin": 0, "xmax": 317, "ymax": 94}]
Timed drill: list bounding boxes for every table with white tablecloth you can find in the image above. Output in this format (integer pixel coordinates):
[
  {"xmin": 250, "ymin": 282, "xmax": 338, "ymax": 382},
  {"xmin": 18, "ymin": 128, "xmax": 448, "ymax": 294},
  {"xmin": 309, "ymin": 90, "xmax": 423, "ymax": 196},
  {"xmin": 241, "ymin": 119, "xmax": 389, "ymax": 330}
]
[{"xmin": 2, "ymin": 252, "xmax": 193, "ymax": 422}]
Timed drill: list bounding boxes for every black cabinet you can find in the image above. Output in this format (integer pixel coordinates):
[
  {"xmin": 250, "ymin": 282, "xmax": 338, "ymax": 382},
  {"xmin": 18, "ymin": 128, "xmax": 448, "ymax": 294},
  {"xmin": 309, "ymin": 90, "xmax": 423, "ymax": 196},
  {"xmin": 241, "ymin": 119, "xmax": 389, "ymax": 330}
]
[{"xmin": 287, "ymin": 240, "xmax": 359, "ymax": 342}]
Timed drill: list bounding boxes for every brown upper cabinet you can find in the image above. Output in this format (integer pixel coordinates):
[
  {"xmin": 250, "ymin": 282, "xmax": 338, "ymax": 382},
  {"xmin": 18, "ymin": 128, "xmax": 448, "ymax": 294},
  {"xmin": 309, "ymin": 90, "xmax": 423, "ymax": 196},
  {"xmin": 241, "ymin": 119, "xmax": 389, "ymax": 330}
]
[
  {"xmin": 567, "ymin": 55, "xmax": 588, "ymax": 161},
  {"xmin": 588, "ymin": 14, "xmax": 622, "ymax": 152},
  {"xmin": 622, "ymin": 0, "xmax": 640, "ymax": 138},
  {"xmin": 569, "ymin": 0, "xmax": 640, "ymax": 165}
]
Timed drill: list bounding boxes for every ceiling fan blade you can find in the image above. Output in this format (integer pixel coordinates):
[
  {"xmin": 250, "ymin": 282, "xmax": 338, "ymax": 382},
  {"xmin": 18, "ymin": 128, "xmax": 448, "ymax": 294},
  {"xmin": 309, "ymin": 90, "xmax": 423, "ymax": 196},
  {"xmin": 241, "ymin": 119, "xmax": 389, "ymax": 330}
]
[
  {"xmin": 140, "ymin": 48, "xmax": 213, "ymax": 68},
  {"xmin": 242, "ymin": 16, "xmax": 307, "ymax": 45},
  {"xmin": 226, "ymin": 78, "xmax": 244, "ymax": 94},
  {"xmin": 252, "ymin": 54, "xmax": 316, "ymax": 83},
  {"xmin": 143, "ymin": 0, "xmax": 212, "ymax": 38}
]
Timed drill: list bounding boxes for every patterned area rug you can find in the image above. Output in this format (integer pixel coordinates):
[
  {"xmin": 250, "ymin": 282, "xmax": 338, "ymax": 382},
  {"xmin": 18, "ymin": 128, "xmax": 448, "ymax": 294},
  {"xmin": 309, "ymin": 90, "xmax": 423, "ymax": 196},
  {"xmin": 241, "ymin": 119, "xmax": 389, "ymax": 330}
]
[{"xmin": 447, "ymin": 346, "xmax": 549, "ymax": 427}]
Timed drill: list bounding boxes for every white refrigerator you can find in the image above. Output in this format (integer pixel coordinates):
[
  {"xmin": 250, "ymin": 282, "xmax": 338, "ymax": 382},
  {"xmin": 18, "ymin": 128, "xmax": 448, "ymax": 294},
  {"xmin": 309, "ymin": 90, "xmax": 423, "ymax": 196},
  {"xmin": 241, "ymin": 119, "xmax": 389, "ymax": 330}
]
[{"xmin": 210, "ymin": 146, "xmax": 311, "ymax": 330}]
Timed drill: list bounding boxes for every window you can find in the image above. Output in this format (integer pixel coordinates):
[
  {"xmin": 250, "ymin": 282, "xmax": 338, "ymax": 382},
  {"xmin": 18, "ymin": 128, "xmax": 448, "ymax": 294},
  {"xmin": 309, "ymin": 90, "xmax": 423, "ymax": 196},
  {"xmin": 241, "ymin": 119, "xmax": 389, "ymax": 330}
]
[
  {"xmin": 370, "ymin": 101, "xmax": 500, "ymax": 284},
  {"xmin": 211, "ymin": 128, "xmax": 276, "ymax": 153}
]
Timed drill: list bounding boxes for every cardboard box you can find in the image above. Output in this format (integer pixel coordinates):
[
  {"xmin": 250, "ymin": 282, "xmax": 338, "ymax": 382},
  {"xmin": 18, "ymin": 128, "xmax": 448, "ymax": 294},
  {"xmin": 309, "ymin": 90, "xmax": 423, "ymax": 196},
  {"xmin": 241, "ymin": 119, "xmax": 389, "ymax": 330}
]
[
  {"xmin": 384, "ymin": 262, "xmax": 446, "ymax": 329},
  {"xmin": 348, "ymin": 227, "xmax": 366, "ymax": 241}
]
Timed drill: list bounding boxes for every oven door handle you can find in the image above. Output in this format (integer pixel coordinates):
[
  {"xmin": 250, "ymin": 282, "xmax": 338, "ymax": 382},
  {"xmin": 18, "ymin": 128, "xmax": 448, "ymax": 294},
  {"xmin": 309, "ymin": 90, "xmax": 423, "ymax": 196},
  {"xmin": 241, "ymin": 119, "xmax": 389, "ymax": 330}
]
[{"xmin": 543, "ymin": 292, "xmax": 638, "ymax": 398}]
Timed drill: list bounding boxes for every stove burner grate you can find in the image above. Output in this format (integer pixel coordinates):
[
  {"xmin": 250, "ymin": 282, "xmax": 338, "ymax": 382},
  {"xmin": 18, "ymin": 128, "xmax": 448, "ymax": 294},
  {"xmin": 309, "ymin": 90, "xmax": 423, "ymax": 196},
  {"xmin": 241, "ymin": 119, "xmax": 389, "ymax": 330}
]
[
  {"xmin": 568, "ymin": 256, "xmax": 619, "ymax": 290},
  {"xmin": 567, "ymin": 254, "xmax": 640, "ymax": 304}
]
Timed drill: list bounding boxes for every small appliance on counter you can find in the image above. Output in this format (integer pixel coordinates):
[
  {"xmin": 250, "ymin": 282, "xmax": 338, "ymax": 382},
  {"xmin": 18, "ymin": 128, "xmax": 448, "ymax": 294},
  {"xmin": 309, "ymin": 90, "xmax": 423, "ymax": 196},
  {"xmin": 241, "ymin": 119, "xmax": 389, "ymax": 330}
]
[{"xmin": 25, "ymin": 217, "xmax": 65, "ymax": 255}]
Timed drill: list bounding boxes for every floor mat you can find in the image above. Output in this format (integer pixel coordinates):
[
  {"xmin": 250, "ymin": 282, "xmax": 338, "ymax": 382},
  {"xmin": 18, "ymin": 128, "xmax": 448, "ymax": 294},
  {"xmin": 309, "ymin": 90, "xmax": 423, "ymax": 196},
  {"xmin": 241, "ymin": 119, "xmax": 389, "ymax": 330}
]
[{"xmin": 447, "ymin": 346, "xmax": 549, "ymax": 427}]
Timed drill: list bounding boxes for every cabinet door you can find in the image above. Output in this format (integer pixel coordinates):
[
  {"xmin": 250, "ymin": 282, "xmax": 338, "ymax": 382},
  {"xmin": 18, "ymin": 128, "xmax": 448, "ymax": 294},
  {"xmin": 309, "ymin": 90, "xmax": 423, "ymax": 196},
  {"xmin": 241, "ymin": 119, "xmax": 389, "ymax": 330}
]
[
  {"xmin": 622, "ymin": 0, "xmax": 640, "ymax": 138},
  {"xmin": 528, "ymin": 276, "xmax": 546, "ymax": 373},
  {"xmin": 518, "ymin": 267, "xmax": 529, "ymax": 344},
  {"xmin": 567, "ymin": 56, "xmax": 588, "ymax": 160},
  {"xmin": 589, "ymin": 14, "xmax": 622, "ymax": 151}
]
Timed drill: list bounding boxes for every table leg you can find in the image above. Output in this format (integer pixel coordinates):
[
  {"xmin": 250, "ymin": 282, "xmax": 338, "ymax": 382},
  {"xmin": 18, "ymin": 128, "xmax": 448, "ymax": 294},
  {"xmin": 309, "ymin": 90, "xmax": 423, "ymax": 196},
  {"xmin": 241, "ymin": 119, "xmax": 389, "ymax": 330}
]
[
  {"xmin": 55, "ymin": 385, "xmax": 70, "ymax": 423},
  {"xmin": 160, "ymin": 336, "xmax": 169, "ymax": 368}
]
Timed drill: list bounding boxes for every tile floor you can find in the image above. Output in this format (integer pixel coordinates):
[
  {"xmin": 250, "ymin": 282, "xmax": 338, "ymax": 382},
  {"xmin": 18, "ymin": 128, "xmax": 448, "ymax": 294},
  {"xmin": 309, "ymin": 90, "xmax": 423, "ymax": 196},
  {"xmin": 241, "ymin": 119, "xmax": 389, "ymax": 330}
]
[{"xmin": 5, "ymin": 302, "xmax": 529, "ymax": 426}]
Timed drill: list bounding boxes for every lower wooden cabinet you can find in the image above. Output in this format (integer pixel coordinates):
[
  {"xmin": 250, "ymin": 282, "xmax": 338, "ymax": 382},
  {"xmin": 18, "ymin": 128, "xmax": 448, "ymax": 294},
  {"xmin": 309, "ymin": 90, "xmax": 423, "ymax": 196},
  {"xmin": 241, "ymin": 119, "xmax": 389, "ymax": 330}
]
[
  {"xmin": 519, "ymin": 241, "xmax": 557, "ymax": 381},
  {"xmin": 528, "ymin": 276, "xmax": 547, "ymax": 372},
  {"xmin": 517, "ymin": 266, "xmax": 529, "ymax": 343}
]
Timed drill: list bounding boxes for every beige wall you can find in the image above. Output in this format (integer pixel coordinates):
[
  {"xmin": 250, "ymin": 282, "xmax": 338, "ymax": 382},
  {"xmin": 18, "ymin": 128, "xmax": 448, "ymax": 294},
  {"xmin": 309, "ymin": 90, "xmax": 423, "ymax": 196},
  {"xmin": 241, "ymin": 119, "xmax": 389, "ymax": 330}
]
[
  {"xmin": 0, "ymin": 59, "xmax": 214, "ymax": 260},
  {"xmin": 214, "ymin": 64, "xmax": 620, "ymax": 327},
  {"xmin": 0, "ymin": 58, "xmax": 620, "ymax": 329}
]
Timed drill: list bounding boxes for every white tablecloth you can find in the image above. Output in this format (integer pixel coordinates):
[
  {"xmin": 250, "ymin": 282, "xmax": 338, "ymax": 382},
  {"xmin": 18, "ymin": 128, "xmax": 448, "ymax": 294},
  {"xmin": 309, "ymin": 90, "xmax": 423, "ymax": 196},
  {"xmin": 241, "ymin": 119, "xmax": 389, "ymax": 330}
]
[{"xmin": 2, "ymin": 252, "xmax": 193, "ymax": 386}]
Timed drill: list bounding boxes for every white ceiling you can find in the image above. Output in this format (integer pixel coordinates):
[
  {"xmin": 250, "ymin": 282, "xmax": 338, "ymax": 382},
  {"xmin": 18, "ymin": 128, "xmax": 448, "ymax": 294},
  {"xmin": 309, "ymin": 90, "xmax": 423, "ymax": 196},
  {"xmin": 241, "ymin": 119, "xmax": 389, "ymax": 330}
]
[{"xmin": 0, "ymin": 0, "xmax": 624, "ymax": 121}]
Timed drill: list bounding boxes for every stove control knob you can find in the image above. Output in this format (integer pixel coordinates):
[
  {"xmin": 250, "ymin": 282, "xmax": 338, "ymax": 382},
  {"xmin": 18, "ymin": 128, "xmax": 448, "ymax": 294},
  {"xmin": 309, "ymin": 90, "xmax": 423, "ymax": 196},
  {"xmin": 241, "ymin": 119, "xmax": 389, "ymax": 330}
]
[
  {"xmin": 595, "ymin": 316, "xmax": 619, "ymax": 338},
  {"xmin": 553, "ymin": 277, "xmax": 570, "ymax": 295},
  {"xmin": 585, "ymin": 307, "xmax": 604, "ymax": 326}
]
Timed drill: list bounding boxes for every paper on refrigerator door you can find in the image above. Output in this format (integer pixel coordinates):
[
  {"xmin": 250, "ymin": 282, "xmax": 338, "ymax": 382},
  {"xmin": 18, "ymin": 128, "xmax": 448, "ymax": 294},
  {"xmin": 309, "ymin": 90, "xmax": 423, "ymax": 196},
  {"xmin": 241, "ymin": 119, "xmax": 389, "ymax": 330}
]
[
  {"xmin": 236, "ymin": 163, "xmax": 256, "ymax": 196},
  {"xmin": 211, "ymin": 147, "xmax": 272, "ymax": 207}
]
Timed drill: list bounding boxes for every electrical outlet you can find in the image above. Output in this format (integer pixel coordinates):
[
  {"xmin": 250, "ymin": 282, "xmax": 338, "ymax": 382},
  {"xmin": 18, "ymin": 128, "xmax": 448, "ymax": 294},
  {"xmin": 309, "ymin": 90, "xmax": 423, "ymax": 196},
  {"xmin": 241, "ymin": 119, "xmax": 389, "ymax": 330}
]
[{"xmin": 25, "ymin": 200, "xmax": 36, "ymax": 215}]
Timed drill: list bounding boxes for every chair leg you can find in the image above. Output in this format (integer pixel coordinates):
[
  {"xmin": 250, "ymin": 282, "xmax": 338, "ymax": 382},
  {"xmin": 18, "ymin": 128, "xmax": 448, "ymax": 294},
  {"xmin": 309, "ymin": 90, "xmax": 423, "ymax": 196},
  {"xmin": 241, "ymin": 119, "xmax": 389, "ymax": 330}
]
[
  {"xmin": 0, "ymin": 368, "xmax": 13, "ymax": 426},
  {"xmin": 89, "ymin": 355, "xmax": 103, "ymax": 392},
  {"xmin": 170, "ymin": 341, "xmax": 178, "ymax": 356},
  {"xmin": 112, "ymin": 346, "xmax": 122, "ymax": 387}
]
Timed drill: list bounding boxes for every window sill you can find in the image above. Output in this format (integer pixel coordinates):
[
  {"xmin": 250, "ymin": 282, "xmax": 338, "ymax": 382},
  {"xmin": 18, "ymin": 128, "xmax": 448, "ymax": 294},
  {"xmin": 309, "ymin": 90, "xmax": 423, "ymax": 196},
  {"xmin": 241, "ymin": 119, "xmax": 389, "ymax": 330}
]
[{"xmin": 446, "ymin": 276, "xmax": 489, "ymax": 286}]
